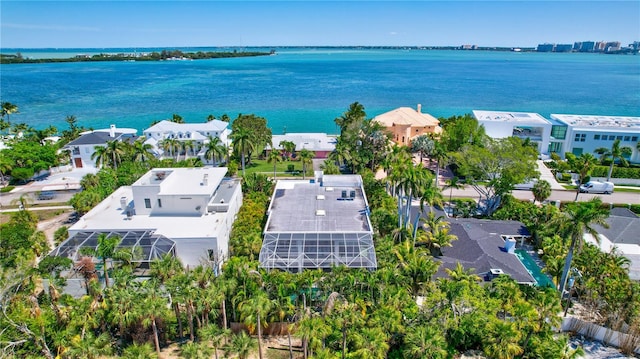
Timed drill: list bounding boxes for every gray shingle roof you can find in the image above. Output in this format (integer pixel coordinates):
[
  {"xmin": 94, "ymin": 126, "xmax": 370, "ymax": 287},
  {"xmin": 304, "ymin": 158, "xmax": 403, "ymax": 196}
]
[
  {"xmin": 65, "ymin": 132, "xmax": 125, "ymax": 146},
  {"xmin": 595, "ymin": 208, "xmax": 640, "ymax": 245},
  {"xmin": 435, "ymin": 218, "xmax": 535, "ymax": 284}
]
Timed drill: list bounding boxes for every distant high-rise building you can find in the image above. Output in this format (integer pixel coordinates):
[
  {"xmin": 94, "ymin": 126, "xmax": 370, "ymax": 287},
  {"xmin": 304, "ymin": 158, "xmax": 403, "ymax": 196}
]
[
  {"xmin": 595, "ymin": 41, "xmax": 607, "ymax": 51},
  {"xmin": 630, "ymin": 41, "xmax": 640, "ymax": 51},
  {"xmin": 605, "ymin": 41, "xmax": 621, "ymax": 52},
  {"xmin": 580, "ymin": 41, "xmax": 596, "ymax": 52},
  {"xmin": 555, "ymin": 44, "xmax": 573, "ymax": 52},
  {"xmin": 536, "ymin": 43, "xmax": 555, "ymax": 52},
  {"xmin": 573, "ymin": 42, "xmax": 582, "ymax": 51}
]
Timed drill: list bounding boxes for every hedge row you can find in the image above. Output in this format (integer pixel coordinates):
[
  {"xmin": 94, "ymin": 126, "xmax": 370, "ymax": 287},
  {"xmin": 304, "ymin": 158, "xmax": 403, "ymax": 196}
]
[{"xmin": 591, "ymin": 165, "xmax": 640, "ymax": 179}]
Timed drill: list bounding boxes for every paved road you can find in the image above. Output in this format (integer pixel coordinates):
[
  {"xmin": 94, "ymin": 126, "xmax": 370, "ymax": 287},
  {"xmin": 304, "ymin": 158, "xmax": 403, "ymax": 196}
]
[{"xmin": 446, "ymin": 186, "xmax": 640, "ymax": 205}]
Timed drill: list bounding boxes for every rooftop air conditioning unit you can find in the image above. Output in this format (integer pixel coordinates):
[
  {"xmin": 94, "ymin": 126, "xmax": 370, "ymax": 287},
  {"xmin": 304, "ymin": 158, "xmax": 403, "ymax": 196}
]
[{"xmin": 315, "ymin": 210, "xmax": 326, "ymax": 216}]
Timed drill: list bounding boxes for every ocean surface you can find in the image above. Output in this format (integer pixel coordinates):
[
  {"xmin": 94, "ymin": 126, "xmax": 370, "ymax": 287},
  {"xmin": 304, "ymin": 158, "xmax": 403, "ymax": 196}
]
[{"xmin": 1, "ymin": 47, "xmax": 639, "ymax": 135}]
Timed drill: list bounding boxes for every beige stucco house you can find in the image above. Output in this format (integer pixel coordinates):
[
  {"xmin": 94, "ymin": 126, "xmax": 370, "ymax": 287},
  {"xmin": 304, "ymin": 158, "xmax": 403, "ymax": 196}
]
[{"xmin": 373, "ymin": 104, "xmax": 442, "ymax": 146}]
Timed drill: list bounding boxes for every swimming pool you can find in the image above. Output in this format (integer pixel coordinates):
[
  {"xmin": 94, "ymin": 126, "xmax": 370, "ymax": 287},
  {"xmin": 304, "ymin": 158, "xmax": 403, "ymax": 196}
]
[{"xmin": 515, "ymin": 249, "xmax": 556, "ymax": 289}]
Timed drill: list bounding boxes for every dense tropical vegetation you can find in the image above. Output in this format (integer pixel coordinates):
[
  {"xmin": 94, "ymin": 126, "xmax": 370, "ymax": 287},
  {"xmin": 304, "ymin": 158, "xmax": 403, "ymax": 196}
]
[{"xmin": 1, "ymin": 103, "xmax": 639, "ymax": 358}]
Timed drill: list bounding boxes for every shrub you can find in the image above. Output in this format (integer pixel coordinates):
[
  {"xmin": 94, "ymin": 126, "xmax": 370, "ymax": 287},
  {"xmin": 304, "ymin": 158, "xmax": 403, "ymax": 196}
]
[
  {"xmin": 0, "ymin": 186, "xmax": 15, "ymax": 193},
  {"xmin": 591, "ymin": 165, "xmax": 640, "ymax": 179}
]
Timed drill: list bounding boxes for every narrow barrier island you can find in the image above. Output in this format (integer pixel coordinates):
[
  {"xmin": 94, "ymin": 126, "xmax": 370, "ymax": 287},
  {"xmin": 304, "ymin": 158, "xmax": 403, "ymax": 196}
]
[{"xmin": 0, "ymin": 49, "xmax": 275, "ymax": 64}]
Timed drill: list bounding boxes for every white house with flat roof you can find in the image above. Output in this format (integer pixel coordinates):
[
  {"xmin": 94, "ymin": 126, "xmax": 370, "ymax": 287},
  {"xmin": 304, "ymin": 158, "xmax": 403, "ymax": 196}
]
[
  {"xmin": 259, "ymin": 173, "xmax": 377, "ymax": 272},
  {"xmin": 473, "ymin": 110, "xmax": 553, "ymax": 155},
  {"xmin": 267, "ymin": 133, "xmax": 337, "ymax": 158},
  {"xmin": 50, "ymin": 167, "xmax": 242, "ymax": 271},
  {"xmin": 143, "ymin": 120, "xmax": 230, "ymax": 164},
  {"xmin": 550, "ymin": 114, "xmax": 640, "ymax": 163}
]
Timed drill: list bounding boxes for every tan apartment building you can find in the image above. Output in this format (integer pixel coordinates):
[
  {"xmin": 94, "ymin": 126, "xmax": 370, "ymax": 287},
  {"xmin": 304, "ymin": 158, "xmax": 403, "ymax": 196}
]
[{"xmin": 373, "ymin": 104, "xmax": 442, "ymax": 146}]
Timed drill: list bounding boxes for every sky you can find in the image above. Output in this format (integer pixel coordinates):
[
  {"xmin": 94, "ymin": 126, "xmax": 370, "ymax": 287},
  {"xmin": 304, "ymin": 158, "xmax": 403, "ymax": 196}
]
[{"xmin": 1, "ymin": 1, "xmax": 639, "ymax": 48}]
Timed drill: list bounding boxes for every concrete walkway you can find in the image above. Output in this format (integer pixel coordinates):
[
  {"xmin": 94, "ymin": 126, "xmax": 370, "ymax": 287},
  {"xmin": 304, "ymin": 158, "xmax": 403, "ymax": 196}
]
[{"xmin": 536, "ymin": 160, "xmax": 565, "ymax": 190}]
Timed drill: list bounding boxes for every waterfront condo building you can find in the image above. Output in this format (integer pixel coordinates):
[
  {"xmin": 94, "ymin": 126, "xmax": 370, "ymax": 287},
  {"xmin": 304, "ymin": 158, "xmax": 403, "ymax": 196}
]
[
  {"xmin": 473, "ymin": 110, "xmax": 553, "ymax": 155},
  {"xmin": 373, "ymin": 104, "xmax": 442, "ymax": 146},
  {"xmin": 549, "ymin": 114, "xmax": 640, "ymax": 163},
  {"xmin": 474, "ymin": 110, "xmax": 640, "ymax": 164}
]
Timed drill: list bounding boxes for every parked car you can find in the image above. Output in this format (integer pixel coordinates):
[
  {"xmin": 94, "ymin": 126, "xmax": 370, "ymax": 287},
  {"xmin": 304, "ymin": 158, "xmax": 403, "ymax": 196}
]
[
  {"xmin": 513, "ymin": 179, "xmax": 538, "ymax": 190},
  {"xmin": 579, "ymin": 181, "xmax": 614, "ymax": 194},
  {"xmin": 38, "ymin": 191, "xmax": 56, "ymax": 200}
]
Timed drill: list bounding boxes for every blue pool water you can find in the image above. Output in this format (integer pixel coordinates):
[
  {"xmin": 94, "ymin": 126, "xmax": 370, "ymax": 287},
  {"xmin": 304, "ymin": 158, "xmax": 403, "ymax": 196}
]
[{"xmin": 515, "ymin": 249, "xmax": 556, "ymax": 288}]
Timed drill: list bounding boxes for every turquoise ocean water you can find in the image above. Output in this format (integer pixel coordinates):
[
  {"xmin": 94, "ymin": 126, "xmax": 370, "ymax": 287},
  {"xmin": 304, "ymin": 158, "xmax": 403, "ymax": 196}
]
[{"xmin": 1, "ymin": 47, "xmax": 639, "ymax": 134}]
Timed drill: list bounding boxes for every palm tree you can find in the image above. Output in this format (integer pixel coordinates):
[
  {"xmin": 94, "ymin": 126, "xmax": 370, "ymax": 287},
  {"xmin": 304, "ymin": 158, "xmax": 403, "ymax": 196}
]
[
  {"xmin": 206, "ymin": 114, "xmax": 217, "ymax": 122},
  {"xmin": 484, "ymin": 321, "xmax": 523, "ymax": 359},
  {"xmin": 121, "ymin": 342, "xmax": 158, "ymax": 359},
  {"xmin": 266, "ymin": 147, "xmax": 282, "ymax": 179},
  {"xmin": 279, "ymin": 140, "xmax": 296, "ymax": 160},
  {"xmin": 182, "ymin": 139, "xmax": 196, "ymax": 160},
  {"xmin": 136, "ymin": 280, "xmax": 169, "ymax": 356},
  {"xmin": 238, "ymin": 290, "xmax": 272, "ymax": 359},
  {"xmin": 224, "ymin": 332, "xmax": 257, "ymax": 359},
  {"xmin": 91, "ymin": 145, "xmax": 109, "ymax": 168},
  {"xmin": 0, "ymin": 155, "xmax": 12, "ymax": 185},
  {"xmin": 556, "ymin": 198, "xmax": 610, "ymax": 297},
  {"xmin": 566, "ymin": 153, "xmax": 597, "ymax": 201},
  {"xmin": 595, "ymin": 139, "xmax": 633, "ymax": 181},
  {"xmin": 402, "ymin": 325, "xmax": 448, "ymax": 359},
  {"xmin": 172, "ymin": 113, "xmax": 184, "ymax": 123},
  {"xmin": 204, "ymin": 136, "xmax": 226, "ymax": 166},
  {"xmin": 81, "ymin": 233, "xmax": 122, "ymax": 288},
  {"xmin": 298, "ymin": 148, "xmax": 315, "ymax": 180},
  {"xmin": 443, "ymin": 176, "xmax": 464, "ymax": 208},
  {"xmin": 129, "ymin": 139, "xmax": 155, "ymax": 163},
  {"xmin": 230, "ymin": 126, "xmax": 255, "ymax": 177},
  {"xmin": 92, "ymin": 140, "xmax": 126, "ymax": 169},
  {"xmin": 199, "ymin": 324, "xmax": 230, "ymax": 359},
  {"xmin": 532, "ymin": 179, "xmax": 552, "ymax": 204},
  {"xmin": 1, "ymin": 102, "xmax": 18, "ymax": 124}
]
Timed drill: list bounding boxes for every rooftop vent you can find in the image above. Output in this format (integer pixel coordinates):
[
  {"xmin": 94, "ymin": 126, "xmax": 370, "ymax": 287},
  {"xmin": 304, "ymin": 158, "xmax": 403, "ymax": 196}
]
[
  {"xmin": 315, "ymin": 209, "xmax": 326, "ymax": 216},
  {"xmin": 202, "ymin": 173, "xmax": 209, "ymax": 186},
  {"xmin": 325, "ymin": 187, "xmax": 334, "ymax": 192},
  {"xmin": 490, "ymin": 268, "xmax": 504, "ymax": 276},
  {"xmin": 316, "ymin": 195, "xmax": 325, "ymax": 200}
]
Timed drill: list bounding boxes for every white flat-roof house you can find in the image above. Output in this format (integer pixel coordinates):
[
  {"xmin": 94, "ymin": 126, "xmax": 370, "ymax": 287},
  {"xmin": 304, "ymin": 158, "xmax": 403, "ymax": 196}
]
[
  {"xmin": 267, "ymin": 133, "xmax": 338, "ymax": 158},
  {"xmin": 473, "ymin": 110, "xmax": 553, "ymax": 155},
  {"xmin": 475, "ymin": 111, "xmax": 640, "ymax": 163},
  {"xmin": 50, "ymin": 167, "xmax": 242, "ymax": 271},
  {"xmin": 143, "ymin": 120, "xmax": 230, "ymax": 164},
  {"xmin": 64, "ymin": 125, "xmax": 137, "ymax": 169},
  {"xmin": 550, "ymin": 114, "xmax": 640, "ymax": 163},
  {"xmin": 259, "ymin": 174, "xmax": 377, "ymax": 272}
]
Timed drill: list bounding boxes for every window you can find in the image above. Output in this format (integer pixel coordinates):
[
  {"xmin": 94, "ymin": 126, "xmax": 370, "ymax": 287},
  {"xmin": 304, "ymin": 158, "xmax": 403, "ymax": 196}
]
[
  {"xmin": 617, "ymin": 136, "xmax": 623, "ymax": 140},
  {"xmin": 632, "ymin": 136, "xmax": 638, "ymax": 142},
  {"xmin": 594, "ymin": 134, "xmax": 600, "ymax": 140},
  {"xmin": 574, "ymin": 133, "xmax": 586, "ymax": 142},
  {"xmin": 551, "ymin": 125, "xmax": 567, "ymax": 140},
  {"xmin": 608, "ymin": 135, "xmax": 615, "ymax": 141},
  {"xmin": 157, "ymin": 199, "xmax": 162, "ymax": 208},
  {"xmin": 624, "ymin": 136, "xmax": 631, "ymax": 141},
  {"xmin": 144, "ymin": 198, "xmax": 151, "ymax": 208}
]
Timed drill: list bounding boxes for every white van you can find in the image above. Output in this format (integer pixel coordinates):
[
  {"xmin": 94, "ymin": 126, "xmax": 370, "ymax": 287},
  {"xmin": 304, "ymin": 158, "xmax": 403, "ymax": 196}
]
[{"xmin": 579, "ymin": 181, "xmax": 614, "ymax": 194}]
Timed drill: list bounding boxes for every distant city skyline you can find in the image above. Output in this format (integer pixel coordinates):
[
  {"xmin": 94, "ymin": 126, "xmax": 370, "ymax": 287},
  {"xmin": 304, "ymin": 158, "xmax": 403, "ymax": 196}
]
[{"xmin": 1, "ymin": 1, "xmax": 639, "ymax": 49}]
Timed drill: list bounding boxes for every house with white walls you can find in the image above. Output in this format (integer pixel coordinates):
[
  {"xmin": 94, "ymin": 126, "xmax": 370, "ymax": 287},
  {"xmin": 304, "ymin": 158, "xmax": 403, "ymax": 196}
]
[
  {"xmin": 142, "ymin": 120, "xmax": 230, "ymax": 164},
  {"xmin": 50, "ymin": 167, "xmax": 243, "ymax": 273},
  {"xmin": 64, "ymin": 125, "xmax": 137, "ymax": 169}
]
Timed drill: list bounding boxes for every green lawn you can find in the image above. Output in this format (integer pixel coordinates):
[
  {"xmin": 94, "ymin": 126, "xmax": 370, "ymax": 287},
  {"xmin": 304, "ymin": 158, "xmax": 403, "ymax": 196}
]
[{"xmin": 242, "ymin": 159, "xmax": 314, "ymax": 178}]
